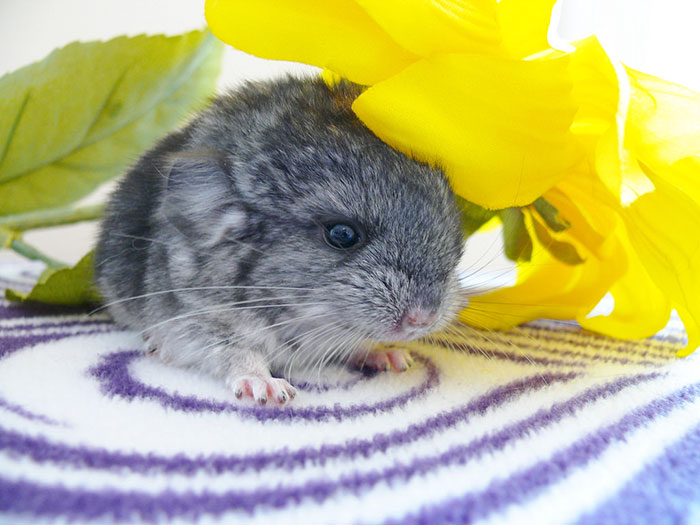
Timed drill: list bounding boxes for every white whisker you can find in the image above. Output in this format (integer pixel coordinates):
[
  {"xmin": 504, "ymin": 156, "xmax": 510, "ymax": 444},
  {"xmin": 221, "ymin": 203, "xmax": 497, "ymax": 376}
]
[
  {"xmin": 91, "ymin": 286, "xmax": 317, "ymax": 314},
  {"xmin": 139, "ymin": 301, "xmax": 330, "ymax": 336}
]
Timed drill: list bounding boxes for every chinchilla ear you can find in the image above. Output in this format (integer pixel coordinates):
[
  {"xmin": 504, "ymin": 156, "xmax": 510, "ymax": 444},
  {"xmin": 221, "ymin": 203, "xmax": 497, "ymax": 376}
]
[{"xmin": 160, "ymin": 152, "xmax": 247, "ymax": 247}]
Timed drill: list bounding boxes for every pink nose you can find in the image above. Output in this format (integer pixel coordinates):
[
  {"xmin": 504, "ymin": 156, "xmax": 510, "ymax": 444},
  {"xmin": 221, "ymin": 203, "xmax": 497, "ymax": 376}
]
[{"xmin": 402, "ymin": 308, "xmax": 438, "ymax": 329}]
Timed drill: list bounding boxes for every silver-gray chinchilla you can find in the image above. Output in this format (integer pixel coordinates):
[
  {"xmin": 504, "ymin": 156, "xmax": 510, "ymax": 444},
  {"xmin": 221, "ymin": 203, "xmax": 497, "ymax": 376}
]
[{"xmin": 95, "ymin": 76, "xmax": 465, "ymax": 405}]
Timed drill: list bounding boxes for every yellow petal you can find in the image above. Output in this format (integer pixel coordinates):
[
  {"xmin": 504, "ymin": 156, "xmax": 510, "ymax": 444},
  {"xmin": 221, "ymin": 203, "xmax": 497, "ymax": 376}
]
[
  {"xmin": 497, "ymin": 0, "xmax": 556, "ymax": 58},
  {"xmin": 569, "ymin": 37, "xmax": 620, "ymax": 135},
  {"xmin": 204, "ymin": 0, "xmax": 417, "ymax": 85},
  {"xmin": 546, "ymin": 170, "xmax": 619, "ymax": 258},
  {"xmin": 463, "ymin": 256, "xmax": 617, "ymax": 330},
  {"xmin": 568, "ymin": 37, "xmax": 624, "ymax": 197},
  {"xmin": 580, "ymin": 223, "xmax": 672, "ymax": 339},
  {"xmin": 462, "ymin": 211, "xmax": 622, "ymax": 329},
  {"xmin": 542, "ymin": 187, "xmax": 608, "ymax": 258},
  {"xmin": 666, "ymin": 155, "xmax": 700, "ymax": 199},
  {"xmin": 352, "ymin": 52, "xmax": 582, "ymax": 209},
  {"xmin": 614, "ymin": 71, "xmax": 700, "ymax": 354},
  {"xmin": 355, "ymin": 0, "xmax": 501, "ymax": 57},
  {"xmin": 623, "ymin": 162, "xmax": 700, "ymax": 356},
  {"xmin": 547, "ymin": 155, "xmax": 673, "ymax": 342},
  {"xmin": 626, "ymin": 68, "xmax": 700, "ymax": 166}
]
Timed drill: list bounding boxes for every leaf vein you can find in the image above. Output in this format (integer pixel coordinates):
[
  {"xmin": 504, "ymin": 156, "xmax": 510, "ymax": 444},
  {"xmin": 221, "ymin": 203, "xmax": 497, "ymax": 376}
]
[
  {"xmin": 0, "ymin": 90, "xmax": 31, "ymax": 171},
  {"xmin": 81, "ymin": 64, "xmax": 132, "ymax": 143}
]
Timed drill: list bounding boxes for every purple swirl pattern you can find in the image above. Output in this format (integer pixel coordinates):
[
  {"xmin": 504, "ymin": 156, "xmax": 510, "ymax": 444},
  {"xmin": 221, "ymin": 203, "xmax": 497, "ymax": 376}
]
[
  {"xmin": 0, "ymin": 261, "xmax": 698, "ymax": 525},
  {"xmin": 89, "ymin": 350, "xmax": 440, "ymax": 422}
]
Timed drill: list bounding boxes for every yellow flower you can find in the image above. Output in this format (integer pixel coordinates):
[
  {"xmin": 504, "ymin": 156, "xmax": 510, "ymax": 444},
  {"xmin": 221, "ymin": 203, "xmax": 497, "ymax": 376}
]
[
  {"xmin": 205, "ymin": 0, "xmax": 700, "ymax": 355},
  {"xmin": 464, "ymin": 40, "xmax": 700, "ymax": 356}
]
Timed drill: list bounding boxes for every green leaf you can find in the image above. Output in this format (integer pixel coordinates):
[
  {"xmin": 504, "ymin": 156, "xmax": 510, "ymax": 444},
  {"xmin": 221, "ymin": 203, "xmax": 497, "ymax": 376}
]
[
  {"xmin": 499, "ymin": 207, "xmax": 532, "ymax": 262},
  {"xmin": 531, "ymin": 213, "xmax": 585, "ymax": 265},
  {"xmin": 455, "ymin": 195, "xmax": 496, "ymax": 237},
  {"xmin": 0, "ymin": 30, "xmax": 223, "ymax": 215},
  {"xmin": 5, "ymin": 250, "xmax": 102, "ymax": 305},
  {"xmin": 532, "ymin": 197, "xmax": 571, "ymax": 232}
]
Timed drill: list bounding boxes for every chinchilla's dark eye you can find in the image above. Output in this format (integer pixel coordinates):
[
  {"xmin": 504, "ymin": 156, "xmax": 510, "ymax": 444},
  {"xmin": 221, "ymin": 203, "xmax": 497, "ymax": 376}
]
[{"xmin": 323, "ymin": 223, "xmax": 361, "ymax": 250}]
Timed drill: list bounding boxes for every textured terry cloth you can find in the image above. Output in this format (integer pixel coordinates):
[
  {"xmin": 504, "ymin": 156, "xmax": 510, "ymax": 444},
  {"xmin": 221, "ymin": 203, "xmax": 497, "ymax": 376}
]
[{"xmin": 0, "ymin": 261, "xmax": 699, "ymax": 525}]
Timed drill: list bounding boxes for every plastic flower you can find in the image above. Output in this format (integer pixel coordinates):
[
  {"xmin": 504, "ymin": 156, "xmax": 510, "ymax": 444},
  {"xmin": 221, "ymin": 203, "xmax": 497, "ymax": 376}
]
[
  {"xmin": 460, "ymin": 40, "xmax": 700, "ymax": 356},
  {"xmin": 205, "ymin": 0, "xmax": 700, "ymax": 355}
]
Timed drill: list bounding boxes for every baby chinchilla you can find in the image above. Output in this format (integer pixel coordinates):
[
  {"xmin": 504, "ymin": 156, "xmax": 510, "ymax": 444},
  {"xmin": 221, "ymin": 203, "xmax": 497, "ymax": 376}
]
[{"xmin": 95, "ymin": 76, "xmax": 465, "ymax": 405}]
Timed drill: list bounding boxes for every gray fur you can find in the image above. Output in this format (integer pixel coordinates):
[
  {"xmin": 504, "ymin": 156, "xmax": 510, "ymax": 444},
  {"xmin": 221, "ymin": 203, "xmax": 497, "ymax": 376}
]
[{"xmin": 95, "ymin": 76, "xmax": 464, "ymax": 395}]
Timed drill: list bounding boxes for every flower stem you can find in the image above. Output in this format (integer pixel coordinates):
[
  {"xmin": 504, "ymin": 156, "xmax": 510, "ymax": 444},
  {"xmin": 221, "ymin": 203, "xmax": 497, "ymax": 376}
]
[
  {"xmin": 0, "ymin": 204, "xmax": 105, "ymax": 232},
  {"xmin": 8, "ymin": 238, "xmax": 68, "ymax": 269},
  {"xmin": 0, "ymin": 229, "xmax": 67, "ymax": 269}
]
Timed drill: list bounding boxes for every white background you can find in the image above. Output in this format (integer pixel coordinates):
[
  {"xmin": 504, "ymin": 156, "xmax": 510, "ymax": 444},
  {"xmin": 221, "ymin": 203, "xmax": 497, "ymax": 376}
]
[{"xmin": 1, "ymin": 0, "xmax": 699, "ymax": 264}]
